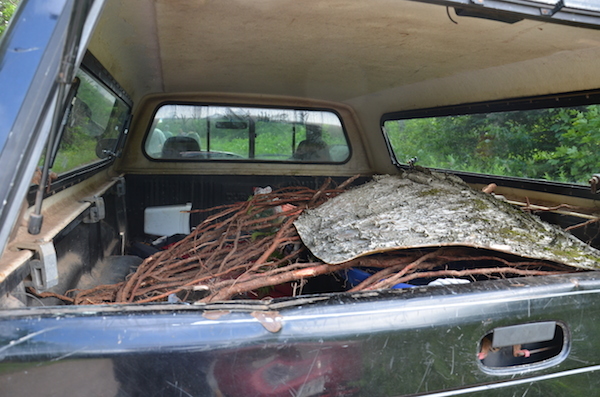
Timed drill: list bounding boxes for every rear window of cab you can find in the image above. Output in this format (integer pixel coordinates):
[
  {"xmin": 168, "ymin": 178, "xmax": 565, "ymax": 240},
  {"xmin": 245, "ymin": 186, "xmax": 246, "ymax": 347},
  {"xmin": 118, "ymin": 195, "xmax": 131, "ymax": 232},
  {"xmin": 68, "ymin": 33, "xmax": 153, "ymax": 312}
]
[{"xmin": 144, "ymin": 104, "xmax": 351, "ymax": 163}]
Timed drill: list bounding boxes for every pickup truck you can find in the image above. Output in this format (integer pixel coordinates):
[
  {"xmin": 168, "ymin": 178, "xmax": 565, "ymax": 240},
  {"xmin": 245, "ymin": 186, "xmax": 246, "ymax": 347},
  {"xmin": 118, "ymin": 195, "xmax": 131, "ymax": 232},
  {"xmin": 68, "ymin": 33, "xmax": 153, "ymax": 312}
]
[{"xmin": 2, "ymin": 0, "xmax": 600, "ymax": 396}]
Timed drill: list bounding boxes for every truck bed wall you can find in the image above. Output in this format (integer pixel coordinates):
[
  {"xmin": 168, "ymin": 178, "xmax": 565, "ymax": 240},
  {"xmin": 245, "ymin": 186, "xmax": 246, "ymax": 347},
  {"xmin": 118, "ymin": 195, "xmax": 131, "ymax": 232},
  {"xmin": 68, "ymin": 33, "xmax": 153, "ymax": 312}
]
[{"xmin": 124, "ymin": 174, "xmax": 367, "ymax": 240}]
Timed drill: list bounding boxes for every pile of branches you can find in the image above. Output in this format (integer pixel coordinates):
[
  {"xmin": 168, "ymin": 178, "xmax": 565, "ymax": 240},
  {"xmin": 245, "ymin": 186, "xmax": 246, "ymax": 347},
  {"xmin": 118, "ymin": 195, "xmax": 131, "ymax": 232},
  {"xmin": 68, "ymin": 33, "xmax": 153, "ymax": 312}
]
[
  {"xmin": 343, "ymin": 248, "xmax": 573, "ymax": 292},
  {"xmin": 54, "ymin": 177, "xmax": 358, "ymax": 305},
  {"xmin": 36, "ymin": 176, "xmax": 575, "ymax": 305}
]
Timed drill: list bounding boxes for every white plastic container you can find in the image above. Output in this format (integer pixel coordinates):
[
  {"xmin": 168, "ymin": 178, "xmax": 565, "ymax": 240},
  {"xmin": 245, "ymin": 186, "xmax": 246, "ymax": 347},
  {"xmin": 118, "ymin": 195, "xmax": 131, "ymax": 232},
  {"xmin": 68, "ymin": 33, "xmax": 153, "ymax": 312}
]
[{"xmin": 144, "ymin": 202, "xmax": 192, "ymax": 236}]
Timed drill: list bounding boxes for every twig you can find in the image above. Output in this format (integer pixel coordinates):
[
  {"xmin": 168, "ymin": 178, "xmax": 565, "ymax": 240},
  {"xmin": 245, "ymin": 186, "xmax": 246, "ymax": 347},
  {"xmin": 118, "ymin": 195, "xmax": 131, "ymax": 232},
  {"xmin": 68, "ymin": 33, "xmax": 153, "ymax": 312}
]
[{"xmin": 565, "ymin": 218, "xmax": 600, "ymax": 231}]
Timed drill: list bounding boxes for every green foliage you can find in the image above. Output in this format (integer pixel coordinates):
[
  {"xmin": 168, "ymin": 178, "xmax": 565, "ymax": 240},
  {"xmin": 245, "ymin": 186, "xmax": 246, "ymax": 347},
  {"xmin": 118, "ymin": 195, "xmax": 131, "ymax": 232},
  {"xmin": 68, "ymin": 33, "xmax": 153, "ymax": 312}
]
[
  {"xmin": 385, "ymin": 105, "xmax": 600, "ymax": 184},
  {"xmin": 0, "ymin": 0, "xmax": 19, "ymax": 38},
  {"xmin": 156, "ymin": 116, "xmax": 348, "ymax": 161},
  {"xmin": 53, "ymin": 138, "xmax": 98, "ymax": 173},
  {"xmin": 51, "ymin": 70, "xmax": 130, "ymax": 174}
]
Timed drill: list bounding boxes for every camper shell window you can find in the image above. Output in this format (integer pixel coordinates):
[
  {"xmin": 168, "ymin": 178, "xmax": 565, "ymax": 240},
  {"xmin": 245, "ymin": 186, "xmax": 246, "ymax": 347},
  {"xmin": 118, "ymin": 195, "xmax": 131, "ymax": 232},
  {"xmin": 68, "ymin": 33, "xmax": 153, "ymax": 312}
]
[{"xmin": 382, "ymin": 90, "xmax": 600, "ymax": 185}]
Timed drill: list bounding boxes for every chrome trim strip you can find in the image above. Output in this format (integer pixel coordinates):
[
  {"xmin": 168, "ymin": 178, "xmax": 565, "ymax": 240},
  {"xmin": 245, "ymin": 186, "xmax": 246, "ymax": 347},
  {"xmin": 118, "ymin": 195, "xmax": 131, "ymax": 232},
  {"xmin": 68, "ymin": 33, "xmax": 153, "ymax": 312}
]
[{"xmin": 423, "ymin": 364, "xmax": 600, "ymax": 396}]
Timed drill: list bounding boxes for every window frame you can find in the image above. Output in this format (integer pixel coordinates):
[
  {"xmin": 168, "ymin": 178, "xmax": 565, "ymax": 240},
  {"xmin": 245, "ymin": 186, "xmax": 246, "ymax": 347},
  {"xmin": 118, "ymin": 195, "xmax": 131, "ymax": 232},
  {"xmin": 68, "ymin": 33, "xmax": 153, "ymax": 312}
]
[
  {"xmin": 28, "ymin": 52, "xmax": 132, "ymax": 201},
  {"xmin": 380, "ymin": 89, "xmax": 600, "ymax": 196},
  {"xmin": 412, "ymin": 0, "xmax": 600, "ymax": 30}
]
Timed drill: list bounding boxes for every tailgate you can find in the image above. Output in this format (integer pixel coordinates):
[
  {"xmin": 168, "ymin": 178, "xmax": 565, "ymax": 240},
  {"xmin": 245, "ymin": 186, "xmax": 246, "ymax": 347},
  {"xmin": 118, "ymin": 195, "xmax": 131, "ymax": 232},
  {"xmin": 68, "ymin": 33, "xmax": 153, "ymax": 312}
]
[{"xmin": 1, "ymin": 272, "xmax": 600, "ymax": 396}]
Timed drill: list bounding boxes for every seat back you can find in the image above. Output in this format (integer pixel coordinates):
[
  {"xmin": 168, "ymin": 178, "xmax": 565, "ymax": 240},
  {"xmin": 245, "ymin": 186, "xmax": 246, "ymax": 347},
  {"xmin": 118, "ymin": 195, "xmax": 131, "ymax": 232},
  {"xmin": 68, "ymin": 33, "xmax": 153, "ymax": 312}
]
[{"xmin": 161, "ymin": 136, "xmax": 200, "ymax": 158}]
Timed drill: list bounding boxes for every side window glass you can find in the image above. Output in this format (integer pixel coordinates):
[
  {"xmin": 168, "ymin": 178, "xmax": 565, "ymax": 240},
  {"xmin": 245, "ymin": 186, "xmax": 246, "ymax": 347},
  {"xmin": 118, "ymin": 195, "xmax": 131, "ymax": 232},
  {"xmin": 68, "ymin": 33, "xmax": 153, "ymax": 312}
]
[
  {"xmin": 144, "ymin": 105, "xmax": 350, "ymax": 163},
  {"xmin": 383, "ymin": 105, "xmax": 600, "ymax": 184},
  {"xmin": 51, "ymin": 69, "xmax": 130, "ymax": 174}
]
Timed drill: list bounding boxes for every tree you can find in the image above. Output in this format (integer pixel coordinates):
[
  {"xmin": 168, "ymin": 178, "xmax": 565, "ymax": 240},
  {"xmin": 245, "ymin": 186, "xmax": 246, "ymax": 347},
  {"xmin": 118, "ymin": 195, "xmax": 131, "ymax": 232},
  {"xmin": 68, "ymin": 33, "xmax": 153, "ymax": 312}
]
[
  {"xmin": 0, "ymin": 0, "xmax": 19, "ymax": 38},
  {"xmin": 385, "ymin": 104, "xmax": 600, "ymax": 184}
]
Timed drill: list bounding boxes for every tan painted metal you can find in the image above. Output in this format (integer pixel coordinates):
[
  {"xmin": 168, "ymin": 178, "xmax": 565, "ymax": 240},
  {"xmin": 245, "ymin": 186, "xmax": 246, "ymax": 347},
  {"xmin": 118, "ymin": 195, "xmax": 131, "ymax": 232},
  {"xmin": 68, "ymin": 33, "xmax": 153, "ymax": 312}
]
[
  {"xmin": 88, "ymin": 0, "xmax": 600, "ymax": 174},
  {"xmin": 0, "ymin": 171, "xmax": 119, "ymax": 286},
  {"xmin": 116, "ymin": 93, "xmax": 377, "ymax": 175}
]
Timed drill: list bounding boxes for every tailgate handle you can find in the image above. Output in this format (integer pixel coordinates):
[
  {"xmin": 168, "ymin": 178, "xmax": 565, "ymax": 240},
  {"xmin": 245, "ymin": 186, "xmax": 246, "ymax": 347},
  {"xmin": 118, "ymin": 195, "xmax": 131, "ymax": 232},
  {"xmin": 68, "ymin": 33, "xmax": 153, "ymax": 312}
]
[
  {"xmin": 478, "ymin": 321, "xmax": 568, "ymax": 369},
  {"xmin": 492, "ymin": 321, "xmax": 556, "ymax": 347}
]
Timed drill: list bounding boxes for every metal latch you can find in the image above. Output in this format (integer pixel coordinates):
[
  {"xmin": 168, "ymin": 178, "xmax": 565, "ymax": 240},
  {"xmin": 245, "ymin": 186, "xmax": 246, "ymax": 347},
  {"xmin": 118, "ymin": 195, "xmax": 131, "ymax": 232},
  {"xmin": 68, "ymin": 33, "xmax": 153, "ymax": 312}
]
[
  {"xmin": 492, "ymin": 321, "xmax": 556, "ymax": 347},
  {"xmin": 590, "ymin": 174, "xmax": 600, "ymax": 194},
  {"xmin": 26, "ymin": 241, "xmax": 59, "ymax": 292},
  {"xmin": 82, "ymin": 196, "xmax": 105, "ymax": 223},
  {"xmin": 115, "ymin": 176, "xmax": 126, "ymax": 197},
  {"xmin": 478, "ymin": 321, "xmax": 566, "ymax": 370}
]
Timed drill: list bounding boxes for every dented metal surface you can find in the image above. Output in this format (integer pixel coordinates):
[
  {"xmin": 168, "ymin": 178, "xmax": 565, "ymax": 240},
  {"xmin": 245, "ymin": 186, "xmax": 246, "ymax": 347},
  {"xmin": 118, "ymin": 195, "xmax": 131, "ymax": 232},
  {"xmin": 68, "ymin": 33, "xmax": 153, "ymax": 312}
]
[
  {"xmin": 295, "ymin": 171, "xmax": 600, "ymax": 267},
  {"xmin": 251, "ymin": 310, "xmax": 283, "ymax": 333}
]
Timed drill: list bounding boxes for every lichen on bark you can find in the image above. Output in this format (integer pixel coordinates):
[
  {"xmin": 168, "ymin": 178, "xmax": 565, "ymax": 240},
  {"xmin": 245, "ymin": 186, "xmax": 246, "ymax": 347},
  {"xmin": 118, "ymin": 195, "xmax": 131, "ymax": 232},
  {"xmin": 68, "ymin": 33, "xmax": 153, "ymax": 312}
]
[{"xmin": 294, "ymin": 171, "xmax": 600, "ymax": 268}]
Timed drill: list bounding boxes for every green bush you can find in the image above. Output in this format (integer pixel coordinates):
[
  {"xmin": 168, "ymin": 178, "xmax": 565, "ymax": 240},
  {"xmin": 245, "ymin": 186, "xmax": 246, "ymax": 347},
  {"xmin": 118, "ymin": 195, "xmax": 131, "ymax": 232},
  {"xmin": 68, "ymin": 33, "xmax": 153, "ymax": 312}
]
[
  {"xmin": 385, "ymin": 105, "xmax": 600, "ymax": 184},
  {"xmin": 0, "ymin": 0, "xmax": 19, "ymax": 38}
]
